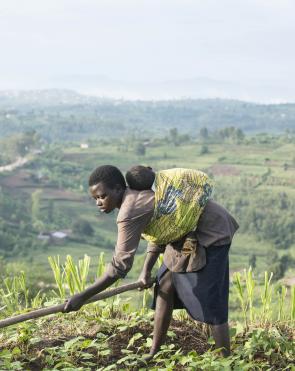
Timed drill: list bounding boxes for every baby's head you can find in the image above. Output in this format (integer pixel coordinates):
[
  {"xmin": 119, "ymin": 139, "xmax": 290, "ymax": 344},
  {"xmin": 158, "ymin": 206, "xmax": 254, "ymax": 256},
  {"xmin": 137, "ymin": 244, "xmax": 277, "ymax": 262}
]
[{"xmin": 126, "ymin": 165, "xmax": 155, "ymax": 190}]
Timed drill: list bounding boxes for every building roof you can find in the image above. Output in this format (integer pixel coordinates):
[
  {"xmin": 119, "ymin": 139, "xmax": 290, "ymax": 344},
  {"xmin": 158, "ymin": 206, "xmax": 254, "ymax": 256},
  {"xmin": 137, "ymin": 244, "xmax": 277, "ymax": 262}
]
[{"xmin": 51, "ymin": 231, "xmax": 67, "ymax": 239}]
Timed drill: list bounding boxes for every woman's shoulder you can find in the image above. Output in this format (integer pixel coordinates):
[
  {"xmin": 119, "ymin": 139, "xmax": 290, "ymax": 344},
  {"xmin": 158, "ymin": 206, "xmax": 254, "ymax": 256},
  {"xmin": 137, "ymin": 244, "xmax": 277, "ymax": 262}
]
[
  {"xmin": 201, "ymin": 199, "xmax": 239, "ymax": 227},
  {"xmin": 117, "ymin": 188, "xmax": 155, "ymax": 222}
]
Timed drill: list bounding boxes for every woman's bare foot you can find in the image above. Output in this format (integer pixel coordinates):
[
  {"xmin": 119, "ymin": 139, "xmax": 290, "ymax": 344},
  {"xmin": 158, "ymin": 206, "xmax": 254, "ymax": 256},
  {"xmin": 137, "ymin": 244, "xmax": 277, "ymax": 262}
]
[{"xmin": 141, "ymin": 348, "xmax": 159, "ymax": 362}]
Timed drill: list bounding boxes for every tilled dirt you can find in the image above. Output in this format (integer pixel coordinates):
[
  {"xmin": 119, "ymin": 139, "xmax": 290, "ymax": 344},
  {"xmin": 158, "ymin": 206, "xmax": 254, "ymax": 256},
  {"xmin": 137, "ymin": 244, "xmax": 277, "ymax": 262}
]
[
  {"xmin": 2, "ymin": 318, "xmax": 293, "ymax": 370},
  {"xmin": 21, "ymin": 319, "xmax": 210, "ymax": 370}
]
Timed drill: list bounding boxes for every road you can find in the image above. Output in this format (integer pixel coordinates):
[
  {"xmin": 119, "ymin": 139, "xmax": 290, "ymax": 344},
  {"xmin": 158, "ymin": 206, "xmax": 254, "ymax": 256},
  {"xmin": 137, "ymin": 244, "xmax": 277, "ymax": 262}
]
[{"xmin": 0, "ymin": 157, "xmax": 28, "ymax": 172}]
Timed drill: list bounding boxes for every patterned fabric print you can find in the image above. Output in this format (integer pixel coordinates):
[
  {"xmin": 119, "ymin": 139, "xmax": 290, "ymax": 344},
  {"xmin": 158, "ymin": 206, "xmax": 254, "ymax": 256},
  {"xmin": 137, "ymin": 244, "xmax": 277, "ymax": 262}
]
[
  {"xmin": 155, "ymin": 185, "xmax": 183, "ymax": 218},
  {"xmin": 142, "ymin": 168, "xmax": 213, "ymax": 245},
  {"xmin": 199, "ymin": 182, "xmax": 212, "ymax": 207}
]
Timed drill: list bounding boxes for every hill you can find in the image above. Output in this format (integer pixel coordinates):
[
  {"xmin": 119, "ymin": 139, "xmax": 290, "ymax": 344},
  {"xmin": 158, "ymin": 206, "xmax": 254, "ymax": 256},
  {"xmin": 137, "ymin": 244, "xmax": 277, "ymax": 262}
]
[
  {"xmin": 0, "ymin": 90, "xmax": 295, "ymax": 142},
  {"xmin": 0, "ymin": 132, "xmax": 294, "ymax": 286}
]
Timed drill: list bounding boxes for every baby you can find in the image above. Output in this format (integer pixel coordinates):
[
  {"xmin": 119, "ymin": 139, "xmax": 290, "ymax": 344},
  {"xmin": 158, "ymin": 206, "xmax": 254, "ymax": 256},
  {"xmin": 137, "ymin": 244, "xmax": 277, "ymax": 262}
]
[{"xmin": 126, "ymin": 165, "xmax": 199, "ymax": 256}]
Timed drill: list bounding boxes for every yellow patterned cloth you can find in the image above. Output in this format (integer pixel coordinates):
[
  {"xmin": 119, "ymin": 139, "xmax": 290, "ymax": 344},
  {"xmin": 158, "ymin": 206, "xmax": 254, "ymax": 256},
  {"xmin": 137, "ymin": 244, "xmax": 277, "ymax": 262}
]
[{"xmin": 142, "ymin": 168, "xmax": 213, "ymax": 245}]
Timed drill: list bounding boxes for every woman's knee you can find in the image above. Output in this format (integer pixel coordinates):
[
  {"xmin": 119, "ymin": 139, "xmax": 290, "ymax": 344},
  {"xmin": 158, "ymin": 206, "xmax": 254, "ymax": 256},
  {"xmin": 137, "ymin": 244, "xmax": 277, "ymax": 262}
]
[{"xmin": 158, "ymin": 271, "xmax": 174, "ymax": 298}]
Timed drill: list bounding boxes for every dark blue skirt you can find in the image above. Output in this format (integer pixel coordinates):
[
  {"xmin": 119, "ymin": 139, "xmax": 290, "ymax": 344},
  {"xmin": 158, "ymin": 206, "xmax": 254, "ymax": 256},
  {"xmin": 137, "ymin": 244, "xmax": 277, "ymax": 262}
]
[{"xmin": 152, "ymin": 244, "xmax": 230, "ymax": 325}]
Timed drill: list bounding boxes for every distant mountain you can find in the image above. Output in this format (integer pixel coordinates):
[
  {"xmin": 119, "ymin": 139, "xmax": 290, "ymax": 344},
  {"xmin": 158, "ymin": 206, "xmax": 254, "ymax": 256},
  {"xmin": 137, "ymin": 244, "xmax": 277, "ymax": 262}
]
[
  {"xmin": 46, "ymin": 75, "xmax": 295, "ymax": 103},
  {"xmin": 2, "ymin": 73, "xmax": 294, "ymax": 103},
  {"xmin": 0, "ymin": 89, "xmax": 96, "ymax": 108},
  {"xmin": 0, "ymin": 89, "xmax": 294, "ymax": 141}
]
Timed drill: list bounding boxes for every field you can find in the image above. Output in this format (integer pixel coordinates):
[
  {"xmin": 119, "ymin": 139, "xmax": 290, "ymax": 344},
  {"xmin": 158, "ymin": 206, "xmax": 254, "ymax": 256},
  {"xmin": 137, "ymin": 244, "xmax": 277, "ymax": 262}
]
[
  {"xmin": 0, "ymin": 133, "xmax": 295, "ymax": 370},
  {"xmin": 1, "ymin": 138, "xmax": 294, "ymax": 279},
  {"xmin": 0, "ymin": 255, "xmax": 294, "ymax": 370}
]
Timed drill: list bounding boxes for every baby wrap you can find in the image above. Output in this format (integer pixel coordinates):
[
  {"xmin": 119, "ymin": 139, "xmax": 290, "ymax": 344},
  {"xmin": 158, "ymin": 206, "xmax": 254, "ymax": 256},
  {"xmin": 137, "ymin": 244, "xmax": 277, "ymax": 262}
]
[{"xmin": 142, "ymin": 168, "xmax": 213, "ymax": 245}]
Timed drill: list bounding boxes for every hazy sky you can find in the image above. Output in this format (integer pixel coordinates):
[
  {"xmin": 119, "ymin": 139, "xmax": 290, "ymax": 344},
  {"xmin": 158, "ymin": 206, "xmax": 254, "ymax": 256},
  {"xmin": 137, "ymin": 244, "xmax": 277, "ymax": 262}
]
[{"xmin": 1, "ymin": 0, "xmax": 294, "ymax": 96}]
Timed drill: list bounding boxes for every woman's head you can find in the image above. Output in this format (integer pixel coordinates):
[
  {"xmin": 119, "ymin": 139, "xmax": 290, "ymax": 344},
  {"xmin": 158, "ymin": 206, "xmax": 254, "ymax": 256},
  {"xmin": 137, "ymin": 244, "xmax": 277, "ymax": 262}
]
[
  {"xmin": 89, "ymin": 165, "xmax": 126, "ymax": 213},
  {"xmin": 126, "ymin": 165, "xmax": 155, "ymax": 190}
]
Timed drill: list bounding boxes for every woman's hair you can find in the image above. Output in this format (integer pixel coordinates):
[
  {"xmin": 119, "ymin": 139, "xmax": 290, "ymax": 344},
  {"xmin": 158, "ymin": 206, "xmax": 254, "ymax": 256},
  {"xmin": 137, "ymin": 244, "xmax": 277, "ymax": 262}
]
[
  {"xmin": 89, "ymin": 165, "xmax": 126, "ymax": 189},
  {"xmin": 125, "ymin": 165, "xmax": 155, "ymax": 190}
]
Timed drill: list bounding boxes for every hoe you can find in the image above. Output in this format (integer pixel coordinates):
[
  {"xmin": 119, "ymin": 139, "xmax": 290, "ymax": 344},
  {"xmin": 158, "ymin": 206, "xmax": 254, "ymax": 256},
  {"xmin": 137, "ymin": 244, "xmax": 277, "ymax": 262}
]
[{"xmin": 0, "ymin": 280, "xmax": 155, "ymax": 329}]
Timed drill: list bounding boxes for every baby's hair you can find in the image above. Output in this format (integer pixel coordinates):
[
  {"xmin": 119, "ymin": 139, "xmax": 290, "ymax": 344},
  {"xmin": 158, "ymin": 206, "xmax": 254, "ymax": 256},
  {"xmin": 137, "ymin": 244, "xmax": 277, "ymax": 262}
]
[
  {"xmin": 126, "ymin": 165, "xmax": 155, "ymax": 190},
  {"xmin": 89, "ymin": 165, "xmax": 126, "ymax": 189}
]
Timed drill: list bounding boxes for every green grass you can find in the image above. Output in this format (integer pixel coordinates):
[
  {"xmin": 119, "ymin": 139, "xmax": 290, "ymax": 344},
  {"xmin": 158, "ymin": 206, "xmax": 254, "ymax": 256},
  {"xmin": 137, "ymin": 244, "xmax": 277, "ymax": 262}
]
[
  {"xmin": 230, "ymin": 234, "xmax": 272, "ymax": 270},
  {"xmin": 1, "ymin": 138, "xmax": 294, "ymax": 290},
  {"xmin": 0, "ymin": 261, "xmax": 294, "ymax": 370}
]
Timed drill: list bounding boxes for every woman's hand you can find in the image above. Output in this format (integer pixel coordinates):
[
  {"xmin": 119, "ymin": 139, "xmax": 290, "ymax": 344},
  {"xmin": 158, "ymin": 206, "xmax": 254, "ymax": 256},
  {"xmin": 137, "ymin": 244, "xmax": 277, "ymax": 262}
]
[
  {"xmin": 138, "ymin": 270, "xmax": 154, "ymax": 291},
  {"xmin": 63, "ymin": 273, "xmax": 119, "ymax": 313},
  {"xmin": 63, "ymin": 293, "xmax": 86, "ymax": 313}
]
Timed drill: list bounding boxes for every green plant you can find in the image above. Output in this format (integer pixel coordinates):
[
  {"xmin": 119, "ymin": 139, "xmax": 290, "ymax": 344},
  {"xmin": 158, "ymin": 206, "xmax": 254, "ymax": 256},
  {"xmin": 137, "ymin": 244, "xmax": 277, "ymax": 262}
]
[
  {"xmin": 48, "ymin": 254, "xmax": 93, "ymax": 298},
  {"xmin": 232, "ymin": 271, "xmax": 248, "ymax": 328},
  {"xmin": 276, "ymin": 285, "xmax": 288, "ymax": 322},
  {"xmin": 0, "ymin": 347, "xmax": 23, "ymax": 370},
  {"xmin": 42, "ymin": 336, "xmax": 103, "ymax": 369},
  {"xmin": 260, "ymin": 271, "xmax": 273, "ymax": 325},
  {"xmin": 96, "ymin": 252, "xmax": 106, "ymax": 278},
  {"xmin": 48, "ymin": 256, "xmax": 65, "ymax": 299},
  {"xmin": 0, "ymin": 271, "xmax": 33, "ymax": 314},
  {"xmin": 245, "ymin": 267, "xmax": 255, "ymax": 323},
  {"xmin": 64, "ymin": 254, "xmax": 90, "ymax": 294},
  {"xmin": 291, "ymin": 285, "xmax": 295, "ymax": 322}
]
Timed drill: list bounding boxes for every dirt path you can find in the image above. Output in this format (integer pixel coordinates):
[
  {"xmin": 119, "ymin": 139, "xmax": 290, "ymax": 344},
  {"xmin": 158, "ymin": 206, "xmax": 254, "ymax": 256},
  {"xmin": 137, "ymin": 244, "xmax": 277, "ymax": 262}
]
[{"xmin": 0, "ymin": 157, "xmax": 28, "ymax": 172}]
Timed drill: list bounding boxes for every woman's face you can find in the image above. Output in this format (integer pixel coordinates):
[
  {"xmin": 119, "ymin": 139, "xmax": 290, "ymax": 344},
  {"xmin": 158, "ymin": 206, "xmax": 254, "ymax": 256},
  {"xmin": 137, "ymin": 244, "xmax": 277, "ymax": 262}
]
[{"xmin": 89, "ymin": 182, "xmax": 124, "ymax": 214}]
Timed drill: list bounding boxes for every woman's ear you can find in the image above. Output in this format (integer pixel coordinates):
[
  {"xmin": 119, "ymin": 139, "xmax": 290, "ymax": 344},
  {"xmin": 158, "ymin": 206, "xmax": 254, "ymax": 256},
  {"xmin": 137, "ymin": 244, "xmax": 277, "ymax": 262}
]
[{"xmin": 115, "ymin": 184, "xmax": 124, "ymax": 193}]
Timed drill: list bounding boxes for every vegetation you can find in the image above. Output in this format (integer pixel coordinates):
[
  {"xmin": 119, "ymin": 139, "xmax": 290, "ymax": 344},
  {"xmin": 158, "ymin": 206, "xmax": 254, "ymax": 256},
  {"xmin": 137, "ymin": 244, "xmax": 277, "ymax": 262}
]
[
  {"xmin": 1, "ymin": 92, "xmax": 295, "ymax": 144},
  {"xmin": 1, "ymin": 129, "xmax": 294, "ymax": 278},
  {"xmin": 0, "ymin": 256, "xmax": 294, "ymax": 370},
  {"xmin": 0, "ymin": 94, "xmax": 294, "ymax": 368}
]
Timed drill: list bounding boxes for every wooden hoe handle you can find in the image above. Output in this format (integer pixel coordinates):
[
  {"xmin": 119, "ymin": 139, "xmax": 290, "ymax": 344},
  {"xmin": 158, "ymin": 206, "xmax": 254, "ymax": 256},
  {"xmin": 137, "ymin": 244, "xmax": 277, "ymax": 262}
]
[{"xmin": 0, "ymin": 280, "xmax": 154, "ymax": 329}]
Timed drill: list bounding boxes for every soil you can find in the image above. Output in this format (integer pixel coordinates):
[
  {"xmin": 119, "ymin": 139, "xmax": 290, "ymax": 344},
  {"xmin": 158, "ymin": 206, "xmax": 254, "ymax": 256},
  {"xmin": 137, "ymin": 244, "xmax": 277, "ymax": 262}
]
[
  {"xmin": 20, "ymin": 319, "xmax": 210, "ymax": 370},
  {"xmin": 1, "ymin": 318, "xmax": 294, "ymax": 370},
  {"xmin": 0, "ymin": 169, "xmax": 84, "ymax": 201}
]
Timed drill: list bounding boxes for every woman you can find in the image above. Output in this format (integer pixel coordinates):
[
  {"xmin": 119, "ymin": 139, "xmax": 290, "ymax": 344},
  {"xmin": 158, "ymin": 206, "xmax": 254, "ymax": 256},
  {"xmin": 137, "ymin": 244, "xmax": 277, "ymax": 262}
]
[{"xmin": 64, "ymin": 164, "xmax": 239, "ymax": 358}]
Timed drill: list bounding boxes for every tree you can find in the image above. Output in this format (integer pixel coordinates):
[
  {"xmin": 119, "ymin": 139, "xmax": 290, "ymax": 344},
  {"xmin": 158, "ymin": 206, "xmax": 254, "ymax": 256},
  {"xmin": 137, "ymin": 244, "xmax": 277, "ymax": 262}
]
[
  {"xmin": 135, "ymin": 143, "xmax": 146, "ymax": 156},
  {"xmin": 199, "ymin": 127, "xmax": 209, "ymax": 141},
  {"xmin": 235, "ymin": 128, "xmax": 245, "ymax": 142},
  {"xmin": 47, "ymin": 200, "xmax": 55, "ymax": 223},
  {"xmin": 249, "ymin": 254, "xmax": 256, "ymax": 269},
  {"xmin": 169, "ymin": 128, "xmax": 179, "ymax": 146},
  {"xmin": 214, "ymin": 126, "xmax": 245, "ymax": 144},
  {"xmin": 267, "ymin": 251, "xmax": 291, "ymax": 280},
  {"xmin": 200, "ymin": 144, "xmax": 209, "ymax": 155},
  {"xmin": 269, "ymin": 262, "xmax": 284, "ymax": 281},
  {"xmin": 0, "ymin": 256, "xmax": 7, "ymax": 278},
  {"xmin": 280, "ymin": 254, "xmax": 294, "ymax": 271},
  {"xmin": 31, "ymin": 189, "xmax": 43, "ymax": 226},
  {"xmin": 72, "ymin": 219, "xmax": 94, "ymax": 236}
]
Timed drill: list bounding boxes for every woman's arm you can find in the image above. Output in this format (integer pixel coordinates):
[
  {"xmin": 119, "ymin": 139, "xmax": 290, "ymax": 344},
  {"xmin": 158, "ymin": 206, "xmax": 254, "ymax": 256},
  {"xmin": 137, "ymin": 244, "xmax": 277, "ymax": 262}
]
[
  {"xmin": 63, "ymin": 272, "xmax": 118, "ymax": 312},
  {"xmin": 64, "ymin": 207, "xmax": 153, "ymax": 312},
  {"xmin": 138, "ymin": 243, "xmax": 165, "ymax": 288},
  {"xmin": 138, "ymin": 251, "xmax": 161, "ymax": 288}
]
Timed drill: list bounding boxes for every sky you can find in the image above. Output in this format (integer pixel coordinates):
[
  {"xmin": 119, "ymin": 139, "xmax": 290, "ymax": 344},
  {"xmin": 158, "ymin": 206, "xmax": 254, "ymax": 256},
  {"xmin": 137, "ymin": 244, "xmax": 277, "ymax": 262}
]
[{"xmin": 0, "ymin": 0, "xmax": 294, "ymax": 101}]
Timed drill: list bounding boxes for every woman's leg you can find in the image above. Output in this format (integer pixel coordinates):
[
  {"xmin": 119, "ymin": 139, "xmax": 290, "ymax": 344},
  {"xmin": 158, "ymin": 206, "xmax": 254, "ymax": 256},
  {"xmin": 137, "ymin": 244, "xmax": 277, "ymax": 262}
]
[
  {"xmin": 211, "ymin": 322, "xmax": 230, "ymax": 357},
  {"xmin": 148, "ymin": 270, "xmax": 175, "ymax": 357}
]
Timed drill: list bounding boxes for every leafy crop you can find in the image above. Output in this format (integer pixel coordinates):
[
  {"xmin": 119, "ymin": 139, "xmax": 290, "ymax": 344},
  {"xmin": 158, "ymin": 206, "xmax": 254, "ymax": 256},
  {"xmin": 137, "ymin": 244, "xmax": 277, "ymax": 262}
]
[{"xmin": 0, "ymin": 257, "xmax": 294, "ymax": 370}]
